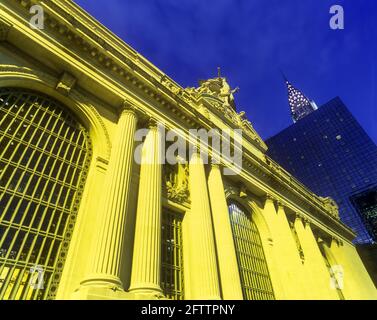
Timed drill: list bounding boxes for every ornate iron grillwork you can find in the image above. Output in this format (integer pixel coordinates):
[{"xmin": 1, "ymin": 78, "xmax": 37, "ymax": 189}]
[
  {"xmin": 0, "ymin": 88, "xmax": 92, "ymax": 300},
  {"xmin": 161, "ymin": 209, "xmax": 184, "ymax": 300},
  {"xmin": 228, "ymin": 202, "xmax": 275, "ymax": 300}
]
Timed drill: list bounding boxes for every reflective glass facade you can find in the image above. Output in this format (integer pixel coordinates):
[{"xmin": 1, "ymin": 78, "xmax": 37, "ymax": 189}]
[
  {"xmin": 266, "ymin": 97, "xmax": 377, "ymax": 243},
  {"xmin": 350, "ymin": 186, "xmax": 377, "ymax": 242}
]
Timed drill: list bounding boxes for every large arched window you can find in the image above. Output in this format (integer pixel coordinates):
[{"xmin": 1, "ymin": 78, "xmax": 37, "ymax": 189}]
[
  {"xmin": 0, "ymin": 88, "xmax": 92, "ymax": 300},
  {"xmin": 228, "ymin": 201, "xmax": 275, "ymax": 300}
]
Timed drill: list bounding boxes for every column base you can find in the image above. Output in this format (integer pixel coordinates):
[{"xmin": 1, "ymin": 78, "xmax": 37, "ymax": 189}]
[
  {"xmin": 71, "ymin": 286, "xmax": 132, "ymax": 300},
  {"xmin": 128, "ymin": 284, "xmax": 166, "ymax": 300},
  {"xmin": 71, "ymin": 286, "xmax": 167, "ymax": 300},
  {"xmin": 80, "ymin": 273, "xmax": 123, "ymax": 288}
]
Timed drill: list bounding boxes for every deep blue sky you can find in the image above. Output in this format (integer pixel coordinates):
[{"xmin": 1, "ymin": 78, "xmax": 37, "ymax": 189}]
[{"xmin": 75, "ymin": 0, "xmax": 377, "ymax": 142}]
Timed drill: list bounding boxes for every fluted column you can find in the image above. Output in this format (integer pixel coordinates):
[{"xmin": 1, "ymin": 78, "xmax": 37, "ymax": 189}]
[
  {"xmin": 82, "ymin": 103, "xmax": 138, "ymax": 288},
  {"xmin": 294, "ymin": 216, "xmax": 339, "ymax": 299},
  {"xmin": 129, "ymin": 119, "xmax": 163, "ymax": 295},
  {"xmin": 322, "ymin": 238, "xmax": 376, "ymax": 299},
  {"xmin": 187, "ymin": 152, "xmax": 221, "ymax": 299},
  {"xmin": 261, "ymin": 195, "xmax": 285, "ymax": 299},
  {"xmin": 207, "ymin": 164, "xmax": 243, "ymax": 299},
  {"xmin": 275, "ymin": 202, "xmax": 307, "ymax": 299}
]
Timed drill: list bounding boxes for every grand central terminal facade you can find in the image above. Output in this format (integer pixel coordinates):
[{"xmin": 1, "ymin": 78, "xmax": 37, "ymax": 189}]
[{"xmin": 0, "ymin": 0, "xmax": 375, "ymax": 300}]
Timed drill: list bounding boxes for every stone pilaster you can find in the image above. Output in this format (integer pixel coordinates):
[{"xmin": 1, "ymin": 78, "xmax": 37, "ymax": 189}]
[
  {"xmin": 80, "ymin": 103, "xmax": 138, "ymax": 290},
  {"xmin": 129, "ymin": 119, "xmax": 163, "ymax": 297},
  {"xmin": 186, "ymin": 152, "xmax": 221, "ymax": 299},
  {"xmin": 207, "ymin": 164, "xmax": 243, "ymax": 299}
]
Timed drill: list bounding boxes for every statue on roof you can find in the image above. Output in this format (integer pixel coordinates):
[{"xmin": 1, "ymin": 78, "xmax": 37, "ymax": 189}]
[
  {"xmin": 219, "ymin": 77, "xmax": 239, "ymax": 110},
  {"xmin": 196, "ymin": 67, "xmax": 239, "ymax": 110}
]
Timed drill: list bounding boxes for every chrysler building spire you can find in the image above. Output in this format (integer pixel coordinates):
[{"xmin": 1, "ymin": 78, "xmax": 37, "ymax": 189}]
[{"xmin": 282, "ymin": 74, "xmax": 318, "ymax": 123}]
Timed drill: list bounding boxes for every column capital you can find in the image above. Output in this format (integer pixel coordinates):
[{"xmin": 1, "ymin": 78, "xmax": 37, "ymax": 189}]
[
  {"xmin": 210, "ymin": 155, "xmax": 222, "ymax": 167},
  {"xmin": 210, "ymin": 162, "xmax": 222, "ymax": 170},
  {"xmin": 294, "ymin": 212, "xmax": 310, "ymax": 224},
  {"xmin": 294, "ymin": 212, "xmax": 304, "ymax": 221},
  {"xmin": 331, "ymin": 236, "xmax": 343, "ymax": 247},
  {"xmin": 277, "ymin": 200, "xmax": 285, "ymax": 208},
  {"xmin": 147, "ymin": 117, "xmax": 159, "ymax": 129},
  {"xmin": 265, "ymin": 193, "xmax": 275, "ymax": 202},
  {"xmin": 121, "ymin": 99, "xmax": 137, "ymax": 116}
]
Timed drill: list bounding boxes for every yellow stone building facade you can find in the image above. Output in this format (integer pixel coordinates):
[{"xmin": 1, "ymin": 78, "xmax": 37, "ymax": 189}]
[{"xmin": 0, "ymin": 0, "xmax": 375, "ymax": 300}]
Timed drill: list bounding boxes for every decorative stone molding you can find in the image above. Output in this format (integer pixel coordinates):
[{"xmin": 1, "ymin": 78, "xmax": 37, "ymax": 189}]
[
  {"xmin": 56, "ymin": 72, "xmax": 77, "ymax": 95},
  {"xmin": 164, "ymin": 163, "xmax": 190, "ymax": 203},
  {"xmin": 320, "ymin": 197, "xmax": 340, "ymax": 220},
  {"xmin": 239, "ymin": 183, "xmax": 248, "ymax": 199}
]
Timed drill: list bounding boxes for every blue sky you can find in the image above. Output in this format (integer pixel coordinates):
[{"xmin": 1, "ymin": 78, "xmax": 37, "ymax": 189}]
[{"xmin": 75, "ymin": 0, "xmax": 377, "ymax": 142}]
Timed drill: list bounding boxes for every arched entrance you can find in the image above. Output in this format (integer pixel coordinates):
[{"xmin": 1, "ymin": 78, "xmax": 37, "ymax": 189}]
[{"xmin": 0, "ymin": 88, "xmax": 92, "ymax": 299}]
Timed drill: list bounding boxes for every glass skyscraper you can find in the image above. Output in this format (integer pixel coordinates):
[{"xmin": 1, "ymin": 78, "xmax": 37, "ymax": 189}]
[{"xmin": 266, "ymin": 96, "xmax": 377, "ymax": 244}]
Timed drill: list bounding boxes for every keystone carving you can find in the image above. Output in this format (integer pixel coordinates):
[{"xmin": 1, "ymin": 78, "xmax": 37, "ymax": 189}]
[{"xmin": 56, "ymin": 72, "xmax": 77, "ymax": 95}]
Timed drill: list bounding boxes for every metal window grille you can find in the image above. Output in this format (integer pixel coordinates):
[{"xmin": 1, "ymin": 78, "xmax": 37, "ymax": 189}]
[
  {"xmin": 161, "ymin": 209, "xmax": 184, "ymax": 300},
  {"xmin": 0, "ymin": 88, "xmax": 92, "ymax": 300},
  {"xmin": 228, "ymin": 202, "xmax": 275, "ymax": 300}
]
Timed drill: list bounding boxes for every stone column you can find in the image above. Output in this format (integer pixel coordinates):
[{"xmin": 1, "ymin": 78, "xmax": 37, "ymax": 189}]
[
  {"xmin": 294, "ymin": 216, "xmax": 339, "ymax": 299},
  {"xmin": 322, "ymin": 238, "xmax": 376, "ymax": 299},
  {"xmin": 207, "ymin": 164, "xmax": 243, "ymax": 299},
  {"xmin": 81, "ymin": 103, "xmax": 138, "ymax": 289},
  {"xmin": 187, "ymin": 151, "xmax": 221, "ymax": 299},
  {"xmin": 261, "ymin": 195, "xmax": 285, "ymax": 299},
  {"xmin": 129, "ymin": 119, "xmax": 163, "ymax": 296},
  {"xmin": 274, "ymin": 202, "xmax": 307, "ymax": 299}
]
